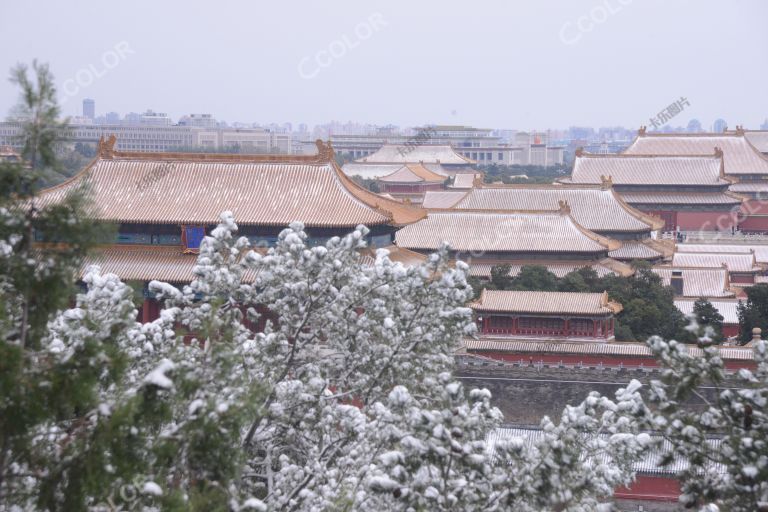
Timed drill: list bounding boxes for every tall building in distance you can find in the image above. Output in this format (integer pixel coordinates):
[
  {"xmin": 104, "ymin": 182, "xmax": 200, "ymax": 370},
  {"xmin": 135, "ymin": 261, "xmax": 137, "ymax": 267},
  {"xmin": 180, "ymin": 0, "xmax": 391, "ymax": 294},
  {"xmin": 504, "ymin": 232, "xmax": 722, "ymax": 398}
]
[
  {"xmin": 713, "ymin": 118, "xmax": 728, "ymax": 133},
  {"xmin": 686, "ymin": 119, "xmax": 702, "ymax": 133},
  {"xmin": 82, "ymin": 98, "xmax": 95, "ymax": 120}
]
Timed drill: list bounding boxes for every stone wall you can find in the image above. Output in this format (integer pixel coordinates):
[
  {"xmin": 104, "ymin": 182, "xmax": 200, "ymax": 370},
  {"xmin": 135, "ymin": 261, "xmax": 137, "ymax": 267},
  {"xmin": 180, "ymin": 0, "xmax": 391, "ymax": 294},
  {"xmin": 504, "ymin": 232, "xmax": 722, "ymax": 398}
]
[{"xmin": 456, "ymin": 358, "xmax": 721, "ymax": 424}]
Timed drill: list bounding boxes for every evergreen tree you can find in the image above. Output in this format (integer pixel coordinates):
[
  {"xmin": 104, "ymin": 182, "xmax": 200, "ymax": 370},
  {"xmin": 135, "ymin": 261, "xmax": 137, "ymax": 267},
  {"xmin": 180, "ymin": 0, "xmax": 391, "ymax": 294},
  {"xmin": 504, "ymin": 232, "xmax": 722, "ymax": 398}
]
[
  {"xmin": 692, "ymin": 297, "xmax": 724, "ymax": 343},
  {"xmin": 489, "ymin": 263, "xmax": 512, "ymax": 290},
  {"xmin": 637, "ymin": 331, "xmax": 768, "ymax": 511},
  {"xmin": 510, "ymin": 265, "xmax": 558, "ymax": 291},
  {"xmin": 0, "ymin": 62, "xmax": 118, "ymax": 509},
  {"xmin": 737, "ymin": 283, "xmax": 768, "ymax": 344}
]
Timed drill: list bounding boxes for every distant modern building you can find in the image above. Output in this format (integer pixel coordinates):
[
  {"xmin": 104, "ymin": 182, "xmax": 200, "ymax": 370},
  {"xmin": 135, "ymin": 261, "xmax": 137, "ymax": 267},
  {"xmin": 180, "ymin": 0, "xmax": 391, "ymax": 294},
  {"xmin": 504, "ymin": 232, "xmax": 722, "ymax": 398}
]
[
  {"xmin": 328, "ymin": 125, "xmax": 565, "ymax": 167},
  {"xmin": 344, "ymin": 144, "xmax": 476, "ymax": 177},
  {"xmin": 82, "ymin": 99, "xmax": 95, "ymax": 120},
  {"xmin": 0, "ymin": 121, "xmax": 293, "ymax": 154},
  {"xmin": 687, "ymin": 119, "xmax": 702, "ymax": 133},
  {"xmin": 179, "ymin": 114, "xmax": 217, "ymax": 129},
  {"xmin": 140, "ymin": 110, "xmax": 172, "ymax": 126},
  {"xmin": 713, "ymin": 119, "xmax": 728, "ymax": 133}
]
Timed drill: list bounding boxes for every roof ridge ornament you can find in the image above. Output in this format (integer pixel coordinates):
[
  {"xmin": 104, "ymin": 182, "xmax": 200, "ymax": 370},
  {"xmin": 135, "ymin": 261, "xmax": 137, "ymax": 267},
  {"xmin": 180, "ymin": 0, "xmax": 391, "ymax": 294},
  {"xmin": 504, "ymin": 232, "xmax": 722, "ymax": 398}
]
[
  {"xmin": 314, "ymin": 139, "xmax": 335, "ymax": 162},
  {"xmin": 574, "ymin": 147, "xmax": 584, "ymax": 157},
  {"xmin": 98, "ymin": 134, "xmax": 117, "ymax": 159},
  {"xmin": 600, "ymin": 175, "xmax": 613, "ymax": 190},
  {"xmin": 558, "ymin": 200, "xmax": 571, "ymax": 215},
  {"xmin": 638, "ymin": 126, "xmax": 647, "ymax": 136},
  {"xmin": 735, "ymin": 125, "xmax": 745, "ymax": 135},
  {"xmin": 714, "ymin": 146, "xmax": 724, "ymax": 158}
]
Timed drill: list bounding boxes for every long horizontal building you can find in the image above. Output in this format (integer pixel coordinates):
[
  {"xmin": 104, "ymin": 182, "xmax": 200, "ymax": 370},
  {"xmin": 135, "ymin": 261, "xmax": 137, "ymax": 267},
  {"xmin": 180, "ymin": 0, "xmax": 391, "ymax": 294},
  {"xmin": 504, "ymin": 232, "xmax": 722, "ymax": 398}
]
[
  {"xmin": 623, "ymin": 128, "xmax": 768, "ymax": 232},
  {"xmin": 471, "ymin": 290, "xmax": 622, "ymax": 341},
  {"xmin": 344, "ymin": 144, "xmax": 476, "ymax": 178},
  {"xmin": 422, "ymin": 183, "xmax": 670, "ymax": 262},
  {"xmin": 652, "ymin": 267, "xmax": 734, "ymax": 298},
  {"xmin": 562, "ymin": 150, "xmax": 743, "ymax": 232},
  {"xmin": 36, "ymin": 138, "xmax": 424, "ymax": 322},
  {"xmin": 744, "ymin": 130, "xmax": 768, "ymax": 156},
  {"xmin": 676, "ymin": 243, "xmax": 768, "ymax": 264},
  {"xmin": 0, "ymin": 120, "xmax": 293, "ymax": 154},
  {"xmin": 393, "ymin": 201, "xmax": 639, "ymax": 281},
  {"xmin": 394, "ymin": 205, "xmax": 619, "ymax": 258},
  {"xmin": 671, "ymin": 252, "xmax": 763, "ymax": 284},
  {"xmin": 328, "ymin": 125, "xmax": 565, "ymax": 166}
]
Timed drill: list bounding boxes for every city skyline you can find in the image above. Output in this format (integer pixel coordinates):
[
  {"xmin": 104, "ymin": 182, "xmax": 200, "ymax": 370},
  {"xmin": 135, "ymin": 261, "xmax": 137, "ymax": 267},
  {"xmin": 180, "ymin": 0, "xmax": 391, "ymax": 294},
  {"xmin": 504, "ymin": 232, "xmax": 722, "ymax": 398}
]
[
  {"xmin": 39, "ymin": 97, "xmax": 763, "ymax": 136},
  {"xmin": 1, "ymin": 0, "xmax": 766, "ymax": 130}
]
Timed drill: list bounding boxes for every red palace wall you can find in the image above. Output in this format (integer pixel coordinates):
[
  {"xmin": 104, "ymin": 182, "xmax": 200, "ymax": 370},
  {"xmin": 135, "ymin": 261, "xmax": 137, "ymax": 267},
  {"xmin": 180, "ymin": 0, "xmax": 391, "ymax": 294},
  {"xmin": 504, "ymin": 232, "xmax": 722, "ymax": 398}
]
[
  {"xmin": 739, "ymin": 200, "xmax": 768, "ymax": 231},
  {"xmin": 676, "ymin": 210, "xmax": 737, "ymax": 231},
  {"xmin": 723, "ymin": 323, "xmax": 739, "ymax": 338},
  {"xmin": 731, "ymin": 273, "xmax": 756, "ymax": 284},
  {"xmin": 614, "ymin": 475, "xmax": 681, "ymax": 502},
  {"xmin": 637, "ymin": 209, "xmax": 737, "ymax": 231},
  {"xmin": 471, "ymin": 350, "xmax": 755, "ymax": 371},
  {"xmin": 381, "ymin": 183, "xmax": 443, "ymax": 194}
]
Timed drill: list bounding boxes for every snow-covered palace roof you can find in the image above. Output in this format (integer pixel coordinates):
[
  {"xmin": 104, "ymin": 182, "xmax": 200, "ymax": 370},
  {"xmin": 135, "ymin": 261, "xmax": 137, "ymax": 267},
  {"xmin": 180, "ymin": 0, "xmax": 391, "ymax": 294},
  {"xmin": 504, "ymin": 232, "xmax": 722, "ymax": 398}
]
[
  {"xmin": 565, "ymin": 151, "xmax": 728, "ymax": 186},
  {"xmin": 466, "ymin": 258, "xmax": 634, "ymax": 279},
  {"xmin": 486, "ymin": 427, "xmax": 725, "ymax": 476},
  {"xmin": 671, "ymin": 252, "xmax": 761, "ymax": 273},
  {"xmin": 624, "ymin": 128, "xmax": 768, "ymax": 177},
  {"xmin": 394, "ymin": 208, "xmax": 620, "ymax": 254},
  {"xmin": 446, "ymin": 185, "xmax": 662, "ymax": 233},
  {"xmin": 378, "ymin": 163, "xmax": 447, "ymax": 183},
  {"xmin": 36, "ymin": 138, "xmax": 425, "ymax": 228},
  {"xmin": 356, "ymin": 144, "xmax": 475, "ymax": 165},
  {"xmin": 652, "ymin": 267, "xmax": 734, "ymax": 298},
  {"xmin": 470, "ymin": 289, "xmax": 623, "ymax": 316}
]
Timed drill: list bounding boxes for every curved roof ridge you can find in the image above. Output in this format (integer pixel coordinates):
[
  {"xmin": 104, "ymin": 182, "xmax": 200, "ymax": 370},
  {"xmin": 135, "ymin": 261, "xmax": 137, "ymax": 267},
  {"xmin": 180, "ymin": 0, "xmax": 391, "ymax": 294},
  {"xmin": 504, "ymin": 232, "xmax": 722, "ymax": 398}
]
[
  {"xmin": 328, "ymin": 157, "xmax": 426, "ymax": 226},
  {"xmin": 607, "ymin": 188, "xmax": 665, "ymax": 230},
  {"xmin": 563, "ymin": 211, "xmax": 622, "ymax": 252}
]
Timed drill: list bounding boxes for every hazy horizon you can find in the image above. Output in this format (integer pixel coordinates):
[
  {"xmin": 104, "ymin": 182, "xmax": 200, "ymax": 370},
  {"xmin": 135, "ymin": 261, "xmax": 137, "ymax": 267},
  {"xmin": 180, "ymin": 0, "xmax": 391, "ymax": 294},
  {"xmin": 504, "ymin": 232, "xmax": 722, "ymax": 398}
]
[{"xmin": 2, "ymin": 0, "xmax": 766, "ymax": 130}]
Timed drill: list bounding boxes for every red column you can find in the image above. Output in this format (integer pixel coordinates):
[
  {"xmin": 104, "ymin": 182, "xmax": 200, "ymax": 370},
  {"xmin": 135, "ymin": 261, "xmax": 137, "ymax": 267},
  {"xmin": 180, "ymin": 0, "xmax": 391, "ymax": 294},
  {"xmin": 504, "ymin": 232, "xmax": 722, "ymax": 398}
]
[
  {"xmin": 592, "ymin": 319, "xmax": 597, "ymax": 338},
  {"xmin": 142, "ymin": 298, "xmax": 151, "ymax": 323},
  {"xmin": 564, "ymin": 318, "xmax": 570, "ymax": 337}
]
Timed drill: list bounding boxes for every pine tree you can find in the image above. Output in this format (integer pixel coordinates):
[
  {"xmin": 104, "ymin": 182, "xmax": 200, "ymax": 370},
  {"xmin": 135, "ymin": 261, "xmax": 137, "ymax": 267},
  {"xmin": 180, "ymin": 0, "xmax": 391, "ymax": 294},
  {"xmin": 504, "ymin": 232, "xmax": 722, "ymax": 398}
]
[
  {"xmin": 0, "ymin": 62, "xmax": 118, "ymax": 509},
  {"xmin": 639, "ymin": 331, "xmax": 768, "ymax": 511},
  {"xmin": 692, "ymin": 298, "xmax": 724, "ymax": 343}
]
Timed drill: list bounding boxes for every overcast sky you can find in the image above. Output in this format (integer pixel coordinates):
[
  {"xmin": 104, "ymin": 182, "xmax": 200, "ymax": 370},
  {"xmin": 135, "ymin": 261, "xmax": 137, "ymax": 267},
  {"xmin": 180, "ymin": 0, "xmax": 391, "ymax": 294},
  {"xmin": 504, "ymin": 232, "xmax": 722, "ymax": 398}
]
[{"xmin": 1, "ymin": 0, "xmax": 766, "ymax": 130}]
